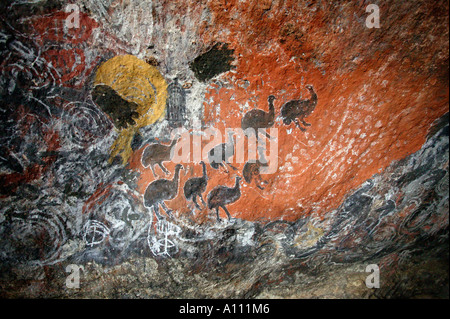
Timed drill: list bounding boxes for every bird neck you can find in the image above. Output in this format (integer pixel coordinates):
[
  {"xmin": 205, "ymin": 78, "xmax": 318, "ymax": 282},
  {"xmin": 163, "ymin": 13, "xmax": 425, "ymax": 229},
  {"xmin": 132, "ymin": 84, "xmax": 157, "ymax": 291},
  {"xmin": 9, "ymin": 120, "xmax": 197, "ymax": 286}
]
[
  {"xmin": 309, "ymin": 88, "xmax": 318, "ymax": 105},
  {"xmin": 201, "ymin": 162, "xmax": 208, "ymax": 180},
  {"xmin": 234, "ymin": 178, "xmax": 240, "ymax": 189},
  {"xmin": 170, "ymin": 138, "xmax": 178, "ymax": 148},
  {"xmin": 268, "ymin": 100, "xmax": 275, "ymax": 118}
]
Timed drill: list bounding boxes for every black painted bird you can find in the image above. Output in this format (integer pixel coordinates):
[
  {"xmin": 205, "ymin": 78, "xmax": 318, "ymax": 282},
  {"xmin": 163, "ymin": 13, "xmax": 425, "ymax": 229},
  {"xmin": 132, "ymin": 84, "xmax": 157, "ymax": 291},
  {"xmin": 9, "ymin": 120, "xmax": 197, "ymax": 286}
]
[
  {"xmin": 207, "ymin": 130, "xmax": 237, "ymax": 173},
  {"xmin": 241, "ymin": 95, "xmax": 276, "ymax": 139},
  {"xmin": 207, "ymin": 176, "xmax": 241, "ymax": 221},
  {"xmin": 280, "ymin": 85, "xmax": 318, "ymax": 131}
]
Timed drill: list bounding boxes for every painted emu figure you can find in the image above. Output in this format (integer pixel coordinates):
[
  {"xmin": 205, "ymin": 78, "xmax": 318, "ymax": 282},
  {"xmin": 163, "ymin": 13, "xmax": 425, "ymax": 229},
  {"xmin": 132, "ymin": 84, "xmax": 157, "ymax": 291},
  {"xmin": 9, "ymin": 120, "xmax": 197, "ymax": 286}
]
[
  {"xmin": 183, "ymin": 161, "xmax": 208, "ymax": 210},
  {"xmin": 144, "ymin": 164, "xmax": 183, "ymax": 219},
  {"xmin": 207, "ymin": 176, "xmax": 241, "ymax": 221},
  {"xmin": 280, "ymin": 85, "xmax": 317, "ymax": 131},
  {"xmin": 241, "ymin": 95, "xmax": 276, "ymax": 139},
  {"xmin": 208, "ymin": 130, "xmax": 237, "ymax": 173},
  {"xmin": 141, "ymin": 138, "xmax": 178, "ymax": 178}
]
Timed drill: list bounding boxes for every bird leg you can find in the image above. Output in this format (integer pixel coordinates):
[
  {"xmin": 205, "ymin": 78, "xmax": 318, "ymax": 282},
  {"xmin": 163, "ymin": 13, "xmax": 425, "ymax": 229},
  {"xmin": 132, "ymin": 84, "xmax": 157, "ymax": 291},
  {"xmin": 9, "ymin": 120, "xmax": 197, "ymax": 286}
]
[
  {"xmin": 158, "ymin": 162, "xmax": 170, "ymax": 175},
  {"xmin": 293, "ymin": 118, "xmax": 307, "ymax": 131},
  {"xmin": 300, "ymin": 117, "xmax": 311, "ymax": 126},
  {"xmin": 192, "ymin": 195, "xmax": 202, "ymax": 210},
  {"xmin": 160, "ymin": 202, "xmax": 173, "ymax": 219},
  {"xmin": 257, "ymin": 174, "xmax": 268, "ymax": 186},
  {"xmin": 220, "ymin": 205, "xmax": 232, "ymax": 220},
  {"xmin": 150, "ymin": 165, "xmax": 158, "ymax": 179},
  {"xmin": 215, "ymin": 207, "xmax": 221, "ymax": 222},
  {"xmin": 256, "ymin": 175, "xmax": 266, "ymax": 190},
  {"xmin": 226, "ymin": 163, "xmax": 238, "ymax": 171},
  {"xmin": 152, "ymin": 205, "xmax": 163, "ymax": 220},
  {"xmin": 220, "ymin": 163, "xmax": 229, "ymax": 174},
  {"xmin": 258, "ymin": 129, "xmax": 272, "ymax": 140}
]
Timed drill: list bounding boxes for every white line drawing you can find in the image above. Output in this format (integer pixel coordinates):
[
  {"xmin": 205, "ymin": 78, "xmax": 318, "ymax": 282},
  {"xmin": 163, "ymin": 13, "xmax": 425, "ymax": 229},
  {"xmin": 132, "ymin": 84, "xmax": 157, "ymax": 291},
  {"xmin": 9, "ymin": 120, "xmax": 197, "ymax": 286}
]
[
  {"xmin": 6, "ymin": 207, "xmax": 68, "ymax": 266},
  {"xmin": 83, "ymin": 220, "xmax": 110, "ymax": 247},
  {"xmin": 61, "ymin": 100, "xmax": 112, "ymax": 149},
  {"xmin": 147, "ymin": 218, "xmax": 181, "ymax": 257}
]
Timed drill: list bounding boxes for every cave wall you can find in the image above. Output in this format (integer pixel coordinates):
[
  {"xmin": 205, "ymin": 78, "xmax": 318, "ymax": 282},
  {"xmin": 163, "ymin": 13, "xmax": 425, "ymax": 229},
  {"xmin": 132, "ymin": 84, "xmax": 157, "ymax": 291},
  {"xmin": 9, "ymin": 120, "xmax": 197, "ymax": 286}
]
[{"xmin": 0, "ymin": 0, "xmax": 448, "ymax": 298}]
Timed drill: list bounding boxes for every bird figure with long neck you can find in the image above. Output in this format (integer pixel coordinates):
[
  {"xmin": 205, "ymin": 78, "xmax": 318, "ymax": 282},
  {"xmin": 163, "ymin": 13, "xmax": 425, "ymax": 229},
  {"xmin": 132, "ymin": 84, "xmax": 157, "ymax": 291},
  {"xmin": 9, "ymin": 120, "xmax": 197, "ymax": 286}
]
[
  {"xmin": 183, "ymin": 161, "xmax": 208, "ymax": 211},
  {"xmin": 241, "ymin": 95, "xmax": 276, "ymax": 139},
  {"xmin": 280, "ymin": 85, "xmax": 317, "ymax": 131},
  {"xmin": 207, "ymin": 176, "xmax": 242, "ymax": 222},
  {"xmin": 144, "ymin": 164, "xmax": 183, "ymax": 220},
  {"xmin": 208, "ymin": 130, "xmax": 237, "ymax": 173}
]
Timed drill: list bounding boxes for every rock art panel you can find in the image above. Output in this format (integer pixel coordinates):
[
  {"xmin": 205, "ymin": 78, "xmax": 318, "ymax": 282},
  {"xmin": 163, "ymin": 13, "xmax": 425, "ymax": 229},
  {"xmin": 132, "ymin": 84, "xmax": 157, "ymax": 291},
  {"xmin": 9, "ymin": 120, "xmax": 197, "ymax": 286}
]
[
  {"xmin": 280, "ymin": 85, "xmax": 318, "ymax": 132},
  {"xmin": 0, "ymin": 0, "xmax": 448, "ymax": 299}
]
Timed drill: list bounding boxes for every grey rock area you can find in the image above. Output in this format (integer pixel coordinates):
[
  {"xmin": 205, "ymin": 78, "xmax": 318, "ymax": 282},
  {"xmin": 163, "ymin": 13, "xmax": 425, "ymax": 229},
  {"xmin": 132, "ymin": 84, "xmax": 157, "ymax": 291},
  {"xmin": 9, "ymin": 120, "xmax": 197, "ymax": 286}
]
[{"xmin": 0, "ymin": 118, "xmax": 447, "ymax": 299}]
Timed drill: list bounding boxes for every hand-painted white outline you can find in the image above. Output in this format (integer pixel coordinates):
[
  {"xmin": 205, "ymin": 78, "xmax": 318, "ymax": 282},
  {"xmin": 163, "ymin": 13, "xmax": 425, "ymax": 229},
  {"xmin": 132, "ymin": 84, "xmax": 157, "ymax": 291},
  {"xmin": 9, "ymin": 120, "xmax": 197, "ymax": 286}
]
[{"xmin": 83, "ymin": 220, "xmax": 110, "ymax": 247}]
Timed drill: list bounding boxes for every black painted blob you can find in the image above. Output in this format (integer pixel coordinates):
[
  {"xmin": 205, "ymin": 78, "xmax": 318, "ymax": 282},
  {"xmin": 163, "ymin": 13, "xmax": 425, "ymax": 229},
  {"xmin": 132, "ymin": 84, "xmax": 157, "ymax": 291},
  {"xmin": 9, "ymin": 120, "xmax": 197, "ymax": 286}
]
[
  {"xmin": 92, "ymin": 84, "xmax": 140, "ymax": 129},
  {"xmin": 190, "ymin": 43, "xmax": 235, "ymax": 82}
]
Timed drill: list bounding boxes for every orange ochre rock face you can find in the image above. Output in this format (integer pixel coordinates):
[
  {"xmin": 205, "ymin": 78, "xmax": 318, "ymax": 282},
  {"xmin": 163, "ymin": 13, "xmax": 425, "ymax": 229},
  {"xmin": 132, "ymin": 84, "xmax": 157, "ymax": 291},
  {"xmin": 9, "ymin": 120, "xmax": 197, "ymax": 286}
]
[{"xmin": 130, "ymin": 0, "xmax": 448, "ymax": 223}]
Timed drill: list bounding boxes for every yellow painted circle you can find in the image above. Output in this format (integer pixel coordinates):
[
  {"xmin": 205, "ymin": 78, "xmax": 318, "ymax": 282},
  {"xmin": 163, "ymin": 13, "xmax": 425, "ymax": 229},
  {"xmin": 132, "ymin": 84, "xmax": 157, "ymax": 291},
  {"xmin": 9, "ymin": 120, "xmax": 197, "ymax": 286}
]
[
  {"xmin": 94, "ymin": 55, "xmax": 168, "ymax": 127},
  {"xmin": 93, "ymin": 55, "xmax": 168, "ymax": 164}
]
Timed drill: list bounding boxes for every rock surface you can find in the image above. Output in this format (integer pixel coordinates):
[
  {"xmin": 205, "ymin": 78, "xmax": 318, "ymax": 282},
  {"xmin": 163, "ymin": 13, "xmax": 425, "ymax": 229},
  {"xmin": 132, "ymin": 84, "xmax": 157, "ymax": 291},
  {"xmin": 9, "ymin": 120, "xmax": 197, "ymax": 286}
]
[{"xmin": 0, "ymin": 0, "xmax": 448, "ymax": 298}]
